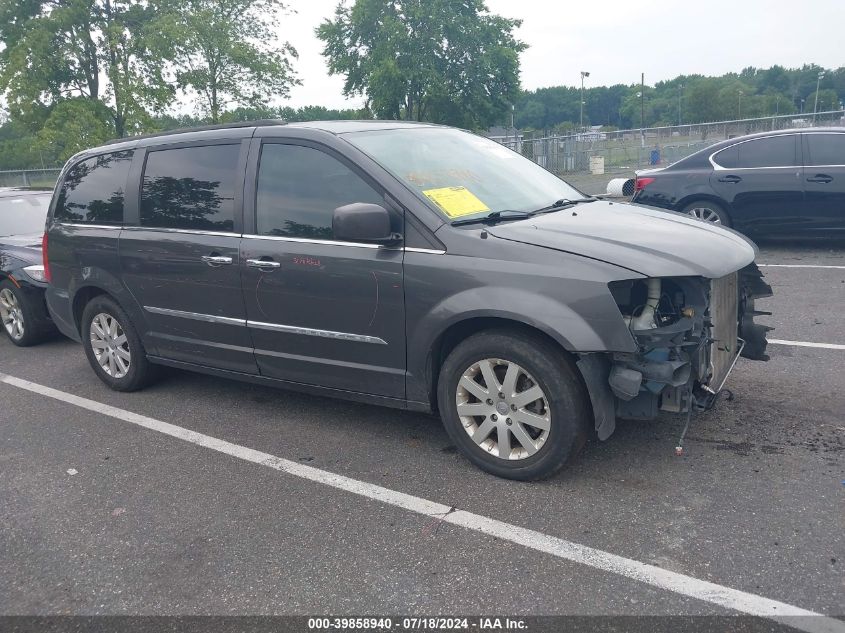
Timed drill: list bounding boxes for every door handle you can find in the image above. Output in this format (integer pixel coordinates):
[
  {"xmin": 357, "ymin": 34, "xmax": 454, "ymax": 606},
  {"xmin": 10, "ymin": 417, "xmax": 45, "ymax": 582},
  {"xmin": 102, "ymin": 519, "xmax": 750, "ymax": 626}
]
[
  {"xmin": 718, "ymin": 175, "xmax": 742, "ymax": 183},
  {"xmin": 201, "ymin": 255, "xmax": 233, "ymax": 266},
  {"xmin": 246, "ymin": 258, "xmax": 281, "ymax": 270},
  {"xmin": 806, "ymin": 174, "xmax": 833, "ymax": 183}
]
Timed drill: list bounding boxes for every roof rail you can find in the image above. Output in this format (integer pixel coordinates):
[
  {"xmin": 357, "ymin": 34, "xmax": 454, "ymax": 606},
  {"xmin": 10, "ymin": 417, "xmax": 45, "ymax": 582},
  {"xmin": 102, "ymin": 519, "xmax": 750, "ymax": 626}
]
[{"xmin": 103, "ymin": 119, "xmax": 287, "ymax": 145}]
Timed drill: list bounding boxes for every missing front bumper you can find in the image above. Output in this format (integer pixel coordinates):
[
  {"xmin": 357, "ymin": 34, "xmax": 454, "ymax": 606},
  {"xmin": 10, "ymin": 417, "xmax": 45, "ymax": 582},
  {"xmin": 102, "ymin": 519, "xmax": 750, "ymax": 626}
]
[{"xmin": 578, "ymin": 264, "xmax": 772, "ymax": 439}]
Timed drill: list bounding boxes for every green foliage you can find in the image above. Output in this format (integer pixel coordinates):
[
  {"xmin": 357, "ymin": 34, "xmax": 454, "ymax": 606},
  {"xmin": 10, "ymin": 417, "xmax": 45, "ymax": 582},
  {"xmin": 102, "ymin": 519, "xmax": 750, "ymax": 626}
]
[
  {"xmin": 1, "ymin": 0, "xmax": 843, "ymax": 175},
  {"xmin": 36, "ymin": 98, "xmax": 115, "ymax": 162},
  {"xmin": 0, "ymin": 0, "xmax": 172, "ymax": 137},
  {"xmin": 317, "ymin": 0, "xmax": 525, "ymax": 128},
  {"xmin": 0, "ymin": 120, "xmax": 48, "ymax": 170},
  {"xmin": 516, "ymin": 64, "xmax": 842, "ymax": 133},
  {"xmin": 152, "ymin": 0, "xmax": 299, "ymax": 123},
  {"xmin": 806, "ymin": 89, "xmax": 841, "ymax": 114}
]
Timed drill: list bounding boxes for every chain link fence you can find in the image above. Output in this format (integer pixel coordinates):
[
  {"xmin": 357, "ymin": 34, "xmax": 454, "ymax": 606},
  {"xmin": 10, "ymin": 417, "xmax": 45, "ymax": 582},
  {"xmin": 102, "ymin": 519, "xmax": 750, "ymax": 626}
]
[
  {"xmin": 3, "ymin": 111, "xmax": 845, "ymax": 192},
  {"xmin": 0, "ymin": 168, "xmax": 62, "ymax": 189},
  {"xmin": 498, "ymin": 110, "xmax": 845, "ymax": 180}
]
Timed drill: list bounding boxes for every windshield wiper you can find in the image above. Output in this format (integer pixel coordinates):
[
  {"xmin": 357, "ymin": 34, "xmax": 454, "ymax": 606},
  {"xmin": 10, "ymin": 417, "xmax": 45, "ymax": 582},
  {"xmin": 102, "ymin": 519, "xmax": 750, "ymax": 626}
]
[
  {"xmin": 451, "ymin": 197, "xmax": 596, "ymax": 226},
  {"xmin": 531, "ymin": 197, "xmax": 595, "ymax": 214},
  {"xmin": 451, "ymin": 209, "xmax": 535, "ymax": 226}
]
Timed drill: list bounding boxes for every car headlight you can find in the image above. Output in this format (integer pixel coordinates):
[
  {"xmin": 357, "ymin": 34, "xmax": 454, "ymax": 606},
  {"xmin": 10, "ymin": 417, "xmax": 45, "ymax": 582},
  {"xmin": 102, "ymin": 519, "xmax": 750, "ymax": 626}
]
[{"xmin": 22, "ymin": 264, "xmax": 47, "ymax": 282}]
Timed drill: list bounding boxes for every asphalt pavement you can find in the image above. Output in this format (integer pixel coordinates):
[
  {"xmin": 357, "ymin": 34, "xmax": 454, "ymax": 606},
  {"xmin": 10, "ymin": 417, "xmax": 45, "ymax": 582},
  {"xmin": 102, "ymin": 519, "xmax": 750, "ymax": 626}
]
[{"xmin": 0, "ymin": 239, "xmax": 843, "ymax": 625}]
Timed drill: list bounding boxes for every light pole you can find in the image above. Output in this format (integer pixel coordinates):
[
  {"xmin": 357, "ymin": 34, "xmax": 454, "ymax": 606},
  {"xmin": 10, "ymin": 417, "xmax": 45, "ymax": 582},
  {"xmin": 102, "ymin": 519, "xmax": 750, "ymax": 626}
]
[
  {"xmin": 678, "ymin": 84, "xmax": 684, "ymax": 126},
  {"xmin": 813, "ymin": 71, "xmax": 824, "ymax": 122},
  {"xmin": 639, "ymin": 72, "xmax": 645, "ymax": 148},
  {"xmin": 737, "ymin": 90, "xmax": 743, "ymax": 119},
  {"xmin": 510, "ymin": 104, "xmax": 516, "ymax": 145},
  {"xmin": 636, "ymin": 92, "xmax": 643, "ymax": 147},
  {"xmin": 580, "ymin": 71, "xmax": 590, "ymax": 130},
  {"xmin": 800, "ymin": 98, "xmax": 805, "ymax": 114}
]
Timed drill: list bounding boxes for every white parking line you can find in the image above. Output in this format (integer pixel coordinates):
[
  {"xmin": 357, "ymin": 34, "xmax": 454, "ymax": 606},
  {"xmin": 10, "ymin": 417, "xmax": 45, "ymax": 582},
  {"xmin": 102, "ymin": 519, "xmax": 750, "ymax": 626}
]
[
  {"xmin": 769, "ymin": 339, "xmax": 845, "ymax": 351},
  {"xmin": 758, "ymin": 264, "xmax": 845, "ymax": 269},
  {"xmin": 0, "ymin": 372, "xmax": 842, "ymax": 633}
]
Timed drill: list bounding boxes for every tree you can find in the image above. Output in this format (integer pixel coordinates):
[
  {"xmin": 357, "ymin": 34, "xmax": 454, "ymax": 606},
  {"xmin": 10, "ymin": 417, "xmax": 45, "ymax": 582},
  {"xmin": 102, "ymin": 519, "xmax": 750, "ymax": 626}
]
[
  {"xmin": 515, "ymin": 100, "xmax": 546, "ymax": 131},
  {"xmin": 154, "ymin": 0, "xmax": 299, "ymax": 123},
  {"xmin": 684, "ymin": 80, "xmax": 725, "ymax": 124},
  {"xmin": 317, "ymin": 0, "xmax": 525, "ymax": 128},
  {"xmin": 758, "ymin": 65, "xmax": 791, "ymax": 94},
  {"xmin": 37, "ymin": 98, "xmax": 115, "ymax": 161},
  {"xmin": 0, "ymin": 117, "xmax": 54, "ymax": 169},
  {"xmin": 806, "ymin": 89, "xmax": 841, "ymax": 114},
  {"xmin": 0, "ymin": 0, "xmax": 172, "ymax": 137}
]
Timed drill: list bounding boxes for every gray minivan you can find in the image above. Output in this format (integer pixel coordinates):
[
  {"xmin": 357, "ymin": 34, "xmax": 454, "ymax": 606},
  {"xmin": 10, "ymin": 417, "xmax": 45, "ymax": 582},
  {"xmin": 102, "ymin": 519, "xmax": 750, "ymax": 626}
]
[{"xmin": 44, "ymin": 120, "xmax": 771, "ymax": 480}]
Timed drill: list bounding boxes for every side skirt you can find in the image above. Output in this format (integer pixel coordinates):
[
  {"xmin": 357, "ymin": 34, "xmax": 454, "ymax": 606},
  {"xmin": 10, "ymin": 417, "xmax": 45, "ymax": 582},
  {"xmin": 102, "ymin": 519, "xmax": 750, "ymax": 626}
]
[{"xmin": 146, "ymin": 355, "xmax": 432, "ymax": 414}]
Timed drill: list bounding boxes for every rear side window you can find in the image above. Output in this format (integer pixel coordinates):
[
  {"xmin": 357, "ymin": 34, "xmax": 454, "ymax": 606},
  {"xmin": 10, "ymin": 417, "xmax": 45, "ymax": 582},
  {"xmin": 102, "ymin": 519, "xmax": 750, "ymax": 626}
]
[
  {"xmin": 256, "ymin": 144, "xmax": 383, "ymax": 239},
  {"xmin": 141, "ymin": 144, "xmax": 240, "ymax": 231},
  {"xmin": 803, "ymin": 134, "xmax": 845, "ymax": 166},
  {"xmin": 713, "ymin": 136, "xmax": 797, "ymax": 169},
  {"xmin": 55, "ymin": 151, "xmax": 132, "ymax": 224}
]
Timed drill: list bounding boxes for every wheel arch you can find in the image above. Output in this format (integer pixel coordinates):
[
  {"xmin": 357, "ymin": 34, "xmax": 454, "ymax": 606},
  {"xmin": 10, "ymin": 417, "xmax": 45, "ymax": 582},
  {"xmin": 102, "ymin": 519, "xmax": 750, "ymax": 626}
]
[
  {"xmin": 406, "ymin": 283, "xmax": 637, "ymax": 410},
  {"xmin": 425, "ymin": 316, "xmax": 581, "ymax": 413},
  {"xmin": 70, "ymin": 281, "xmax": 148, "ymax": 342},
  {"xmin": 71, "ymin": 285, "xmax": 112, "ymax": 335}
]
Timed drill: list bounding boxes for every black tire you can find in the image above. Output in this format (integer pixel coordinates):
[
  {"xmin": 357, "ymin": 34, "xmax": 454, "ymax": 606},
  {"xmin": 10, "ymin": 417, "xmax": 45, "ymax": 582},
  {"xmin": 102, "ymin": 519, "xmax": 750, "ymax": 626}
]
[
  {"xmin": 437, "ymin": 329, "xmax": 590, "ymax": 481},
  {"xmin": 0, "ymin": 279, "xmax": 52, "ymax": 347},
  {"xmin": 682, "ymin": 200, "xmax": 731, "ymax": 227},
  {"xmin": 81, "ymin": 295, "xmax": 157, "ymax": 392}
]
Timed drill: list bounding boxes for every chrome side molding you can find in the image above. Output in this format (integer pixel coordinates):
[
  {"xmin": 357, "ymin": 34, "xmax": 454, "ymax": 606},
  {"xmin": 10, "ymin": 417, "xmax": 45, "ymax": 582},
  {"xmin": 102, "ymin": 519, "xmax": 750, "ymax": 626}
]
[
  {"xmin": 144, "ymin": 306, "xmax": 246, "ymax": 326},
  {"xmin": 247, "ymin": 320, "xmax": 388, "ymax": 345},
  {"xmin": 143, "ymin": 306, "xmax": 387, "ymax": 345}
]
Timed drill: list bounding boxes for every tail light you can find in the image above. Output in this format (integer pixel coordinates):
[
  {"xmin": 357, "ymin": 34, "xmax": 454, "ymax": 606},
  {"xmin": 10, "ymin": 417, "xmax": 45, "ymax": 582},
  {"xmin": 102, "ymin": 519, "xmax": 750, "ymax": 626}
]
[
  {"xmin": 42, "ymin": 231, "xmax": 51, "ymax": 283},
  {"xmin": 635, "ymin": 177, "xmax": 655, "ymax": 192}
]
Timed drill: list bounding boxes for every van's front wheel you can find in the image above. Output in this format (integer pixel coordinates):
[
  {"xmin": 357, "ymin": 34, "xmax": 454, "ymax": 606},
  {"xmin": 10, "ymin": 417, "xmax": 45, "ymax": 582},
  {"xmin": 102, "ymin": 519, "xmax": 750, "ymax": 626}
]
[
  {"xmin": 81, "ymin": 296, "xmax": 157, "ymax": 392},
  {"xmin": 437, "ymin": 330, "xmax": 590, "ymax": 480}
]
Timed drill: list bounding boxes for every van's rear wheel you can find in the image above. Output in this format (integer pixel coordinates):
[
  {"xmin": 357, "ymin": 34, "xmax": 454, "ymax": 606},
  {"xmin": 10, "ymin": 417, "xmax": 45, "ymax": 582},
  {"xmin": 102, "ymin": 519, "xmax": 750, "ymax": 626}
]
[
  {"xmin": 437, "ymin": 330, "xmax": 590, "ymax": 480},
  {"xmin": 81, "ymin": 296, "xmax": 156, "ymax": 392}
]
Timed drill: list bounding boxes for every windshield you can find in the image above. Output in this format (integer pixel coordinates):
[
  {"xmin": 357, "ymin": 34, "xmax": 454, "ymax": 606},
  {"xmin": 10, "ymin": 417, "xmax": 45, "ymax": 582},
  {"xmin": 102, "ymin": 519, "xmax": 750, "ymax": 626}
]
[
  {"xmin": 343, "ymin": 127, "xmax": 584, "ymax": 222},
  {"xmin": 0, "ymin": 193, "xmax": 51, "ymax": 237}
]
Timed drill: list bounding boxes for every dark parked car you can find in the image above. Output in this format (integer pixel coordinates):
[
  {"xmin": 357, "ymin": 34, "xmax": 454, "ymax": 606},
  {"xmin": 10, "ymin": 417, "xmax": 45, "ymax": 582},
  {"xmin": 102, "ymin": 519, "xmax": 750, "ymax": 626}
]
[
  {"xmin": 632, "ymin": 128, "xmax": 845, "ymax": 235},
  {"xmin": 44, "ymin": 120, "xmax": 771, "ymax": 480},
  {"xmin": 0, "ymin": 187, "xmax": 55, "ymax": 346}
]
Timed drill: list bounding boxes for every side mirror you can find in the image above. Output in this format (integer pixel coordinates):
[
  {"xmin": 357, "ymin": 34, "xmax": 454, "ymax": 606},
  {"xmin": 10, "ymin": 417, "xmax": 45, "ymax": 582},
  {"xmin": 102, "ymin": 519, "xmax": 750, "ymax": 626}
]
[{"xmin": 332, "ymin": 203, "xmax": 402, "ymax": 245}]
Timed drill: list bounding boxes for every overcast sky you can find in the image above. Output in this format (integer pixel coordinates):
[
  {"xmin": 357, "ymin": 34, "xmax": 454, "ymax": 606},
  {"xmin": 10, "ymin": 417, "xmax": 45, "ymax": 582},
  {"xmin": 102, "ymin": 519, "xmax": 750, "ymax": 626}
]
[{"xmin": 279, "ymin": 0, "xmax": 844, "ymax": 110}]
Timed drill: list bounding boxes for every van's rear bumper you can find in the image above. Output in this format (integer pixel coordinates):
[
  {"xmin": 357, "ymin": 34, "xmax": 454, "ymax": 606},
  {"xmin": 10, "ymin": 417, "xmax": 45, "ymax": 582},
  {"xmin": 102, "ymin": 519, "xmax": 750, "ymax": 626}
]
[{"xmin": 45, "ymin": 287, "xmax": 81, "ymax": 343}]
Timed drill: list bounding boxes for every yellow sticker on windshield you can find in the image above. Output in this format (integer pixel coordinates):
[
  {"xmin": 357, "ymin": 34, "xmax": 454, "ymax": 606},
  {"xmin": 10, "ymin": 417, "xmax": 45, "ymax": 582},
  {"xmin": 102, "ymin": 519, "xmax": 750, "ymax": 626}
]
[{"xmin": 422, "ymin": 186, "xmax": 490, "ymax": 218}]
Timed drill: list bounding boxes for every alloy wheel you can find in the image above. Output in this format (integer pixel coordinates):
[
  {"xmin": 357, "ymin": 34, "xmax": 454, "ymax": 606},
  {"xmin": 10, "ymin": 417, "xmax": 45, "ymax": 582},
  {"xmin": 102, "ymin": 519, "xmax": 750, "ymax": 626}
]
[
  {"xmin": 455, "ymin": 358, "xmax": 551, "ymax": 460},
  {"xmin": 90, "ymin": 312, "xmax": 131, "ymax": 379},
  {"xmin": 687, "ymin": 206, "xmax": 722, "ymax": 224},
  {"xmin": 0, "ymin": 288, "xmax": 24, "ymax": 340}
]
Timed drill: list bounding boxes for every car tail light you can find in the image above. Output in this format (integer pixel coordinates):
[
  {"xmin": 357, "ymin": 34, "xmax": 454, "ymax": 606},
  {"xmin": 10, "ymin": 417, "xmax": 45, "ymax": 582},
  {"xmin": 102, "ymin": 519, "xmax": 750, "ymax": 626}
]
[
  {"xmin": 635, "ymin": 177, "xmax": 655, "ymax": 191},
  {"xmin": 42, "ymin": 231, "xmax": 51, "ymax": 283}
]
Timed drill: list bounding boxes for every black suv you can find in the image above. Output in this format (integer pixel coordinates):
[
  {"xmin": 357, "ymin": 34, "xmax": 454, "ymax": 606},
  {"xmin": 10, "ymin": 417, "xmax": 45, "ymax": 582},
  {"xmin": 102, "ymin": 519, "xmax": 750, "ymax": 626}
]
[
  {"xmin": 633, "ymin": 128, "xmax": 845, "ymax": 235},
  {"xmin": 44, "ymin": 120, "xmax": 771, "ymax": 480}
]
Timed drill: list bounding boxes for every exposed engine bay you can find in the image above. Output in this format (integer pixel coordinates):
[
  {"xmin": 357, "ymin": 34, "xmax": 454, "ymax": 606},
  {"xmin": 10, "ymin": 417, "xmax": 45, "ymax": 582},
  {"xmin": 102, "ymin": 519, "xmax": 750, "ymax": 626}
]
[{"xmin": 583, "ymin": 263, "xmax": 772, "ymax": 438}]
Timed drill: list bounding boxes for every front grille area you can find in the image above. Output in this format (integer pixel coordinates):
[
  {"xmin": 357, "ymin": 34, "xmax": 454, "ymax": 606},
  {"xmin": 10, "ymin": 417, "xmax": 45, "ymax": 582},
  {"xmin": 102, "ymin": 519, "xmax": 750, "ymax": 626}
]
[{"xmin": 708, "ymin": 272, "xmax": 739, "ymax": 391}]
